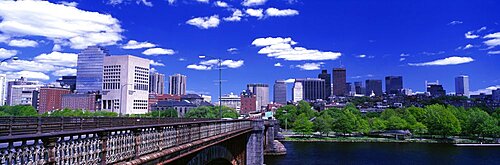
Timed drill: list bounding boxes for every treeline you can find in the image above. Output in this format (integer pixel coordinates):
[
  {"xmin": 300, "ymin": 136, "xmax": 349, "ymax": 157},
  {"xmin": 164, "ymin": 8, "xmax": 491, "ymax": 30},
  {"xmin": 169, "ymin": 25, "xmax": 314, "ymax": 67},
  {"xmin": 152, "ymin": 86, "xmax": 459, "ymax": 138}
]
[
  {"xmin": 275, "ymin": 101, "xmax": 500, "ymax": 139},
  {"xmin": 184, "ymin": 106, "xmax": 239, "ymax": 119}
]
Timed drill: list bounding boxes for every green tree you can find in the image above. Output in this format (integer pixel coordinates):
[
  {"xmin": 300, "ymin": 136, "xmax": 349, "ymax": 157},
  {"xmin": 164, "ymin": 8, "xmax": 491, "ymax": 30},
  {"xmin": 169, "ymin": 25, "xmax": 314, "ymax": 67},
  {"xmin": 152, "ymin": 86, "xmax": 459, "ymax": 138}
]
[
  {"xmin": 407, "ymin": 106, "xmax": 426, "ymax": 122},
  {"xmin": 385, "ymin": 116, "xmax": 408, "ymax": 130},
  {"xmin": 314, "ymin": 113, "xmax": 333, "ymax": 136},
  {"xmin": 275, "ymin": 105, "xmax": 298, "ymax": 128},
  {"xmin": 423, "ymin": 104, "xmax": 461, "ymax": 137},
  {"xmin": 150, "ymin": 108, "xmax": 179, "ymax": 118},
  {"xmin": 293, "ymin": 114, "xmax": 314, "ymax": 136},
  {"xmin": 411, "ymin": 122, "xmax": 428, "ymax": 137},
  {"xmin": 297, "ymin": 101, "xmax": 316, "ymax": 118},
  {"xmin": 184, "ymin": 106, "xmax": 239, "ymax": 119},
  {"xmin": 331, "ymin": 109, "xmax": 356, "ymax": 136},
  {"xmin": 369, "ymin": 118, "xmax": 386, "ymax": 131}
]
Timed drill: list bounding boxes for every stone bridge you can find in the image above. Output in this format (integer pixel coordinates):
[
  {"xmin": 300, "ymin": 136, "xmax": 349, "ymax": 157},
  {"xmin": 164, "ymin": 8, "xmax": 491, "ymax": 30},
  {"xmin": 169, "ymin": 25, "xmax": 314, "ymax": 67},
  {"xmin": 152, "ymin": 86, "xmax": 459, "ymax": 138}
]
[{"xmin": 0, "ymin": 117, "xmax": 283, "ymax": 165}]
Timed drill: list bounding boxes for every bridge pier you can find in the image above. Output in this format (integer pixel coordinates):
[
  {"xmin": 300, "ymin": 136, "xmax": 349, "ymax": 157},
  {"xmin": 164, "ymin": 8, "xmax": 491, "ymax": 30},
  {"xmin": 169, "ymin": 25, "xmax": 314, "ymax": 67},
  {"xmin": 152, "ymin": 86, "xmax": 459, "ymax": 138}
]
[
  {"xmin": 246, "ymin": 120, "xmax": 264, "ymax": 165},
  {"xmin": 263, "ymin": 120, "xmax": 287, "ymax": 156}
]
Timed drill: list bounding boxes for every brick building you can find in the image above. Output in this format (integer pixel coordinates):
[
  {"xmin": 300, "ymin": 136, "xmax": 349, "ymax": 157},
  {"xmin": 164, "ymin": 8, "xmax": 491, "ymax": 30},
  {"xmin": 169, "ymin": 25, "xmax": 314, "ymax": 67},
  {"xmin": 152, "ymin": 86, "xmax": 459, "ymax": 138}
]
[
  {"xmin": 38, "ymin": 87, "xmax": 71, "ymax": 113},
  {"xmin": 61, "ymin": 93, "xmax": 101, "ymax": 111}
]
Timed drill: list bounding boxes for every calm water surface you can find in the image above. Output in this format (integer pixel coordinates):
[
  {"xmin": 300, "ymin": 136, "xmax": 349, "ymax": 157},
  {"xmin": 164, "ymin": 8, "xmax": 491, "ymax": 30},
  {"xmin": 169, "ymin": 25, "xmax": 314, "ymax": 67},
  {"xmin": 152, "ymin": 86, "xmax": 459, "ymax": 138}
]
[{"xmin": 264, "ymin": 142, "xmax": 500, "ymax": 165}]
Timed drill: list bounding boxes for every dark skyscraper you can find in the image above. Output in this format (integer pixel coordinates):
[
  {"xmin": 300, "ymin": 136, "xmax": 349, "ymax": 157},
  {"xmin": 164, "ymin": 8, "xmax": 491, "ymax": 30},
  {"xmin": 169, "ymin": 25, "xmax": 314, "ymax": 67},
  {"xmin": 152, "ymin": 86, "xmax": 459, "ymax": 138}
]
[
  {"xmin": 56, "ymin": 76, "xmax": 77, "ymax": 93},
  {"xmin": 427, "ymin": 81, "xmax": 446, "ymax": 97},
  {"xmin": 318, "ymin": 70, "xmax": 331, "ymax": 99},
  {"xmin": 273, "ymin": 80, "xmax": 287, "ymax": 105},
  {"xmin": 295, "ymin": 78, "xmax": 325, "ymax": 101},
  {"xmin": 455, "ymin": 75, "xmax": 469, "ymax": 97},
  {"xmin": 333, "ymin": 68, "xmax": 346, "ymax": 96},
  {"xmin": 385, "ymin": 76, "xmax": 403, "ymax": 94},
  {"xmin": 365, "ymin": 79, "xmax": 383, "ymax": 96},
  {"xmin": 354, "ymin": 81, "xmax": 363, "ymax": 95},
  {"xmin": 75, "ymin": 46, "xmax": 109, "ymax": 94}
]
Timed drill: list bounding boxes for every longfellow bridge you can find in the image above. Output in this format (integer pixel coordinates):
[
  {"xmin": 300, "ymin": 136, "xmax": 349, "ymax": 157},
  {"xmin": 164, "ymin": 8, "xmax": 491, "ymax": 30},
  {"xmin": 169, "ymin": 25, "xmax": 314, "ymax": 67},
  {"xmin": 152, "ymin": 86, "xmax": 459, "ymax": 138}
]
[{"xmin": 0, "ymin": 117, "xmax": 284, "ymax": 165}]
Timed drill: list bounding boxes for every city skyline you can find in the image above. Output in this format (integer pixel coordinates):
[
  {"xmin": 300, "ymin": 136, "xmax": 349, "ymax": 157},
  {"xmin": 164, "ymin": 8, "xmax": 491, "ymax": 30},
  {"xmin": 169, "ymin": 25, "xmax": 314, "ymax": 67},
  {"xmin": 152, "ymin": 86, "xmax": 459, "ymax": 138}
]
[{"xmin": 0, "ymin": 0, "xmax": 499, "ymax": 100}]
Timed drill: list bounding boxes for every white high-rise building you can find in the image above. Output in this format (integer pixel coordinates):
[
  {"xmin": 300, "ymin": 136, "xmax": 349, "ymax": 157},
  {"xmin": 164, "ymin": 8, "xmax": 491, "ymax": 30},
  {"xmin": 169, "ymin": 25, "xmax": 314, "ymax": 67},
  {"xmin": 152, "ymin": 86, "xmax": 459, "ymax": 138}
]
[
  {"xmin": 0, "ymin": 74, "xmax": 6, "ymax": 105},
  {"xmin": 101, "ymin": 55, "xmax": 150, "ymax": 115},
  {"xmin": 247, "ymin": 83, "xmax": 269, "ymax": 111},
  {"xmin": 293, "ymin": 81, "xmax": 303, "ymax": 102},
  {"xmin": 149, "ymin": 71, "xmax": 165, "ymax": 94},
  {"xmin": 169, "ymin": 74, "xmax": 187, "ymax": 95},
  {"xmin": 9, "ymin": 84, "xmax": 43, "ymax": 106}
]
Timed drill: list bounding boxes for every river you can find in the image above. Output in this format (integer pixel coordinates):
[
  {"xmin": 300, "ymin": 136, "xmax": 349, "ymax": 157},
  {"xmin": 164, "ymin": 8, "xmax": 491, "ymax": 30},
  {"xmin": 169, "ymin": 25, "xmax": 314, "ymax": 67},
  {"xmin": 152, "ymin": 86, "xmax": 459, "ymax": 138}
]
[{"xmin": 264, "ymin": 141, "xmax": 500, "ymax": 165}]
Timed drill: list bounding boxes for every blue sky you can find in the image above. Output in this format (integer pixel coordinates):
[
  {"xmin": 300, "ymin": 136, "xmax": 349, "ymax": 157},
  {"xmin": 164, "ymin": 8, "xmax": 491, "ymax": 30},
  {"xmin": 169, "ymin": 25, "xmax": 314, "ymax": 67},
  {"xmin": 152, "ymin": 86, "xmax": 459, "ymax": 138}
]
[{"xmin": 0, "ymin": 0, "xmax": 499, "ymax": 100}]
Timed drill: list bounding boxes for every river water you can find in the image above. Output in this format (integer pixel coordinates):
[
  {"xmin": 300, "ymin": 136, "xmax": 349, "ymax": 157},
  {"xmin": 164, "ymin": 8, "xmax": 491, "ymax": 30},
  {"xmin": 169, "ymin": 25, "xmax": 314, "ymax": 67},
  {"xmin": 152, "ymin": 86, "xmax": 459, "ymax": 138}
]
[{"xmin": 264, "ymin": 141, "xmax": 500, "ymax": 165}]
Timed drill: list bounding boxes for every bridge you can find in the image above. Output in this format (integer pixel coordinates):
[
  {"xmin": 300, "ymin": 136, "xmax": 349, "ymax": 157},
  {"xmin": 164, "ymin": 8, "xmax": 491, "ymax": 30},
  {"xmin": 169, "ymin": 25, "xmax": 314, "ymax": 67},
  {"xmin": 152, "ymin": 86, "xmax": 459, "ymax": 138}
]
[{"xmin": 0, "ymin": 117, "xmax": 284, "ymax": 165}]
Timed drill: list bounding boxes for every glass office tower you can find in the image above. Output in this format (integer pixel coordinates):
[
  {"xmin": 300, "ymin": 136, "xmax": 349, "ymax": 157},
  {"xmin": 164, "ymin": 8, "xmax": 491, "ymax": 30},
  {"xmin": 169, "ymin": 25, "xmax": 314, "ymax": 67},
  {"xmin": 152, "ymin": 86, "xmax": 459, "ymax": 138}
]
[{"xmin": 75, "ymin": 46, "xmax": 109, "ymax": 94}]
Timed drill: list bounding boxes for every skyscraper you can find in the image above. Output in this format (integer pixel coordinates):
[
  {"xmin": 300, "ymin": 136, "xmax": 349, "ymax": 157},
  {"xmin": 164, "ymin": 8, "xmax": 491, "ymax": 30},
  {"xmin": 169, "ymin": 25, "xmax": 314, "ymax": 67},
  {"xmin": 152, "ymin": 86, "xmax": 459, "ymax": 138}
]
[
  {"xmin": 426, "ymin": 81, "xmax": 446, "ymax": 97},
  {"xmin": 293, "ymin": 81, "xmax": 303, "ymax": 102},
  {"xmin": 385, "ymin": 76, "xmax": 403, "ymax": 94},
  {"xmin": 333, "ymin": 68, "xmax": 346, "ymax": 96},
  {"xmin": 295, "ymin": 78, "xmax": 325, "ymax": 101},
  {"xmin": 354, "ymin": 81, "xmax": 363, "ymax": 95},
  {"xmin": 149, "ymin": 71, "xmax": 165, "ymax": 94},
  {"xmin": 455, "ymin": 75, "xmax": 469, "ymax": 97},
  {"xmin": 318, "ymin": 70, "xmax": 331, "ymax": 99},
  {"xmin": 101, "ymin": 55, "xmax": 150, "ymax": 115},
  {"xmin": 247, "ymin": 83, "xmax": 269, "ymax": 111},
  {"xmin": 0, "ymin": 74, "xmax": 6, "ymax": 105},
  {"xmin": 273, "ymin": 80, "xmax": 287, "ymax": 105},
  {"xmin": 169, "ymin": 74, "xmax": 187, "ymax": 95},
  {"xmin": 75, "ymin": 46, "xmax": 109, "ymax": 94},
  {"xmin": 365, "ymin": 79, "xmax": 383, "ymax": 96}
]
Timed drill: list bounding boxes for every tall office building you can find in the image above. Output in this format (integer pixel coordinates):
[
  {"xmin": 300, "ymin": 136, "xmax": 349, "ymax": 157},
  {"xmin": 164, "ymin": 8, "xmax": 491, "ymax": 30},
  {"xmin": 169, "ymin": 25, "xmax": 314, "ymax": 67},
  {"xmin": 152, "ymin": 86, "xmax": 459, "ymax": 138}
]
[
  {"xmin": 455, "ymin": 75, "xmax": 470, "ymax": 97},
  {"xmin": 56, "ymin": 76, "xmax": 77, "ymax": 93},
  {"xmin": 247, "ymin": 83, "xmax": 269, "ymax": 111},
  {"xmin": 292, "ymin": 81, "xmax": 303, "ymax": 102},
  {"xmin": 426, "ymin": 81, "xmax": 446, "ymax": 97},
  {"xmin": 149, "ymin": 71, "xmax": 165, "ymax": 94},
  {"xmin": 365, "ymin": 79, "xmax": 383, "ymax": 96},
  {"xmin": 318, "ymin": 70, "xmax": 332, "ymax": 99},
  {"xmin": 295, "ymin": 78, "xmax": 325, "ymax": 101},
  {"xmin": 75, "ymin": 46, "xmax": 109, "ymax": 94},
  {"xmin": 0, "ymin": 74, "xmax": 6, "ymax": 105},
  {"xmin": 333, "ymin": 68, "xmax": 346, "ymax": 96},
  {"xmin": 38, "ymin": 87, "xmax": 71, "ymax": 113},
  {"xmin": 354, "ymin": 81, "xmax": 363, "ymax": 95},
  {"xmin": 385, "ymin": 76, "xmax": 403, "ymax": 94},
  {"xmin": 346, "ymin": 82, "xmax": 355, "ymax": 96},
  {"xmin": 273, "ymin": 80, "xmax": 287, "ymax": 105},
  {"xmin": 169, "ymin": 74, "xmax": 187, "ymax": 95},
  {"xmin": 6, "ymin": 77, "xmax": 39, "ymax": 105},
  {"xmin": 101, "ymin": 55, "xmax": 150, "ymax": 115}
]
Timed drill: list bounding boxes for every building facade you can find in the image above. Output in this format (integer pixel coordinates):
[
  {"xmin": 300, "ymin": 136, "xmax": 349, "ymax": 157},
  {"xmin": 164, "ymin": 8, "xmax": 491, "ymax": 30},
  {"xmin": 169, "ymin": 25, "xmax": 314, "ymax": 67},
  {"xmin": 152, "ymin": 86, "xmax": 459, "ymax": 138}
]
[
  {"xmin": 455, "ymin": 75, "xmax": 470, "ymax": 97},
  {"xmin": 240, "ymin": 90, "xmax": 257, "ymax": 114},
  {"xmin": 8, "ymin": 84, "xmax": 43, "ymax": 106},
  {"xmin": 220, "ymin": 93, "xmax": 241, "ymax": 112},
  {"xmin": 75, "ymin": 46, "xmax": 109, "ymax": 94},
  {"xmin": 292, "ymin": 81, "xmax": 303, "ymax": 102},
  {"xmin": 365, "ymin": 79, "xmax": 383, "ymax": 96},
  {"xmin": 6, "ymin": 77, "xmax": 38, "ymax": 105},
  {"xmin": 101, "ymin": 55, "xmax": 150, "ymax": 115},
  {"xmin": 62, "ymin": 93, "xmax": 101, "ymax": 112},
  {"xmin": 296, "ymin": 78, "xmax": 325, "ymax": 101},
  {"xmin": 333, "ymin": 68, "xmax": 346, "ymax": 96},
  {"xmin": 247, "ymin": 83, "xmax": 269, "ymax": 111},
  {"xmin": 318, "ymin": 70, "xmax": 332, "ymax": 99},
  {"xmin": 38, "ymin": 87, "xmax": 71, "ymax": 113},
  {"xmin": 149, "ymin": 71, "xmax": 165, "ymax": 94},
  {"xmin": 493, "ymin": 89, "xmax": 500, "ymax": 101},
  {"xmin": 354, "ymin": 81, "xmax": 363, "ymax": 95},
  {"xmin": 273, "ymin": 80, "xmax": 287, "ymax": 105},
  {"xmin": 385, "ymin": 76, "xmax": 403, "ymax": 95},
  {"xmin": 169, "ymin": 74, "xmax": 187, "ymax": 95},
  {"xmin": 0, "ymin": 74, "xmax": 6, "ymax": 105},
  {"xmin": 426, "ymin": 81, "xmax": 446, "ymax": 98},
  {"xmin": 56, "ymin": 76, "xmax": 77, "ymax": 93}
]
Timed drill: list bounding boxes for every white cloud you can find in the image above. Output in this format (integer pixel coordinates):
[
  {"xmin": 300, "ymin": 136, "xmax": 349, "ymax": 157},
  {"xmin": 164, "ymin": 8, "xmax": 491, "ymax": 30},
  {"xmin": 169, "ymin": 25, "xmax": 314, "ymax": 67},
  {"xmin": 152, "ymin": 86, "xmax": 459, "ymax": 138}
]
[
  {"xmin": 167, "ymin": 0, "xmax": 176, "ymax": 5},
  {"xmin": 477, "ymin": 26, "xmax": 487, "ymax": 32},
  {"xmin": 178, "ymin": 58, "xmax": 187, "ymax": 61},
  {"xmin": 7, "ymin": 71, "xmax": 50, "ymax": 80},
  {"xmin": 142, "ymin": 48, "xmax": 175, "ymax": 55},
  {"xmin": 59, "ymin": 1, "xmax": 78, "ymax": 7},
  {"xmin": 196, "ymin": 0, "xmax": 209, "ymax": 3},
  {"xmin": 33, "ymin": 51, "xmax": 78, "ymax": 67},
  {"xmin": 121, "ymin": 40, "xmax": 156, "ymax": 49},
  {"xmin": 400, "ymin": 58, "xmax": 406, "ymax": 61},
  {"xmin": 0, "ymin": 1, "xmax": 123, "ymax": 49},
  {"xmin": 295, "ymin": 62, "xmax": 324, "ymax": 70},
  {"xmin": 421, "ymin": 51, "xmax": 445, "ymax": 55},
  {"xmin": 448, "ymin": 21, "xmax": 463, "ymax": 25},
  {"xmin": 52, "ymin": 68, "xmax": 77, "ymax": 76},
  {"xmin": 470, "ymin": 85, "xmax": 500, "ymax": 95},
  {"xmin": 8, "ymin": 39, "xmax": 38, "ymax": 47},
  {"xmin": 252, "ymin": 37, "xmax": 341, "ymax": 61},
  {"xmin": 408, "ymin": 56, "xmax": 474, "ymax": 66},
  {"xmin": 274, "ymin": 63, "xmax": 283, "ymax": 67},
  {"xmin": 265, "ymin": 8, "xmax": 299, "ymax": 17},
  {"xmin": 483, "ymin": 32, "xmax": 500, "ymax": 48},
  {"xmin": 0, "ymin": 48, "xmax": 17, "ymax": 59},
  {"xmin": 465, "ymin": 31, "xmax": 479, "ymax": 39},
  {"xmin": 223, "ymin": 9, "xmax": 243, "ymax": 22},
  {"xmin": 284, "ymin": 78, "xmax": 295, "ymax": 83},
  {"xmin": 186, "ymin": 15, "xmax": 220, "ymax": 29},
  {"xmin": 487, "ymin": 50, "xmax": 500, "ymax": 55},
  {"xmin": 107, "ymin": 0, "xmax": 153, "ymax": 6},
  {"xmin": 227, "ymin": 47, "xmax": 238, "ymax": 53},
  {"xmin": 463, "ymin": 44, "xmax": 473, "ymax": 49},
  {"xmin": 0, "ymin": 60, "xmax": 57, "ymax": 73},
  {"xmin": 356, "ymin": 54, "xmax": 366, "ymax": 58},
  {"xmin": 246, "ymin": 9, "xmax": 264, "ymax": 19},
  {"xmin": 187, "ymin": 64, "xmax": 212, "ymax": 70},
  {"xmin": 400, "ymin": 53, "xmax": 410, "ymax": 57},
  {"xmin": 242, "ymin": 0, "xmax": 267, "ymax": 6},
  {"xmin": 215, "ymin": 1, "xmax": 228, "ymax": 7},
  {"xmin": 222, "ymin": 60, "xmax": 244, "ymax": 68},
  {"xmin": 149, "ymin": 60, "xmax": 165, "ymax": 66},
  {"xmin": 52, "ymin": 44, "xmax": 62, "ymax": 51}
]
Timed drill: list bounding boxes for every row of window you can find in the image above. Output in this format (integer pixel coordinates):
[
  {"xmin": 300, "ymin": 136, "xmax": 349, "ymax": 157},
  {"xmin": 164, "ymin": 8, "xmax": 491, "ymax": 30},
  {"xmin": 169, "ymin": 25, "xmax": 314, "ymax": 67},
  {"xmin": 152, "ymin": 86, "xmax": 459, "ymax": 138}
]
[
  {"xmin": 104, "ymin": 83, "xmax": 121, "ymax": 90},
  {"xmin": 104, "ymin": 65, "xmax": 120, "ymax": 69},
  {"xmin": 134, "ymin": 84, "xmax": 148, "ymax": 91}
]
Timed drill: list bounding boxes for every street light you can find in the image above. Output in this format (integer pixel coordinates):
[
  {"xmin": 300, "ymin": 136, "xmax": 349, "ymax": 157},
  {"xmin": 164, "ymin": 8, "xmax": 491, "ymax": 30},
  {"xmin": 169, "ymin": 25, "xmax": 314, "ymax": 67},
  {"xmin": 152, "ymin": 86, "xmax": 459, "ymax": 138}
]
[
  {"xmin": 199, "ymin": 55, "xmax": 223, "ymax": 119},
  {"xmin": 1, "ymin": 56, "xmax": 18, "ymax": 63},
  {"xmin": 119, "ymin": 83, "xmax": 133, "ymax": 117}
]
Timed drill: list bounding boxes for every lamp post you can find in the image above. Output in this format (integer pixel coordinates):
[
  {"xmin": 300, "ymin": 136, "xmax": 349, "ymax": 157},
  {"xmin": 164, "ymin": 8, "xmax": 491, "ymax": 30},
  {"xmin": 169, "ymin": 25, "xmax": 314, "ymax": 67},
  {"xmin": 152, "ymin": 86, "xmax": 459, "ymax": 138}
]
[
  {"xmin": 119, "ymin": 83, "xmax": 133, "ymax": 117},
  {"xmin": 1, "ymin": 56, "xmax": 18, "ymax": 63},
  {"xmin": 199, "ymin": 55, "xmax": 223, "ymax": 119}
]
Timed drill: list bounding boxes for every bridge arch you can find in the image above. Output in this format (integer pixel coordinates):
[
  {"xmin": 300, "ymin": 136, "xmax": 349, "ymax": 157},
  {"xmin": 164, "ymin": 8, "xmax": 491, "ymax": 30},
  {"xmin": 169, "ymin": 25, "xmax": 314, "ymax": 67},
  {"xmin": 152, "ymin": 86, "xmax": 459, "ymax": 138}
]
[{"xmin": 187, "ymin": 145, "xmax": 240, "ymax": 165}]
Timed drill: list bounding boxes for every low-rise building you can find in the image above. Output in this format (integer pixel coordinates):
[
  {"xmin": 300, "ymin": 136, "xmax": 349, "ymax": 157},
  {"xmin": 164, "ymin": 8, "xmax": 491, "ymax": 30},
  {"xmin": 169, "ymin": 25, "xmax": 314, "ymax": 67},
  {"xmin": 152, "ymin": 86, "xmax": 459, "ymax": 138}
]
[
  {"xmin": 61, "ymin": 93, "xmax": 102, "ymax": 111},
  {"xmin": 38, "ymin": 87, "xmax": 71, "ymax": 113}
]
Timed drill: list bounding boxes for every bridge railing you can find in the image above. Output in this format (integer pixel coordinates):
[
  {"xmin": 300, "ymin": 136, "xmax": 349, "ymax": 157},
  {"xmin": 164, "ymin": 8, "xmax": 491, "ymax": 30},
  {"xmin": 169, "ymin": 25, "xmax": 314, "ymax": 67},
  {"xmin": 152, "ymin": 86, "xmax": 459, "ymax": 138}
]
[{"xmin": 0, "ymin": 117, "xmax": 252, "ymax": 165}]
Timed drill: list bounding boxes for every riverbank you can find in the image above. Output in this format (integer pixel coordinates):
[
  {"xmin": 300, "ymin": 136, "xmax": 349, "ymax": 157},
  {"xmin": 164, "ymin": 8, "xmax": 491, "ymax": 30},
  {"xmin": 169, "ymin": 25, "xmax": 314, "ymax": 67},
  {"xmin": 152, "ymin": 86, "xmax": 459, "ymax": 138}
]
[{"xmin": 283, "ymin": 136, "xmax": 489, "ymax": 144}]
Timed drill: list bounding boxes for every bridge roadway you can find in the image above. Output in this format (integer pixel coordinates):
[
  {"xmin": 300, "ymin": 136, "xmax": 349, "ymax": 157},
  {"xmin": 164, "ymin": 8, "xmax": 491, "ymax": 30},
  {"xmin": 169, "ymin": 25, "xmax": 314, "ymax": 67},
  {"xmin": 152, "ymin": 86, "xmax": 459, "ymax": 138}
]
[{"xmin": 0, "ymin": 117, "xmax": 265, "ymax": 165}]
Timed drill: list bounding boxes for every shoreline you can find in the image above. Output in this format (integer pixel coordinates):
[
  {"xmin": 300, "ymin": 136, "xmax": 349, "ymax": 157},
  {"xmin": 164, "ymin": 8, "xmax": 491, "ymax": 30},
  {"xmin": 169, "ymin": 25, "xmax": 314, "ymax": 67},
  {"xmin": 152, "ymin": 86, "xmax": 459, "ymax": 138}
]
[{"xmin": 282, "ymin": 137, "xmax": 498, "ymax": 144}]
